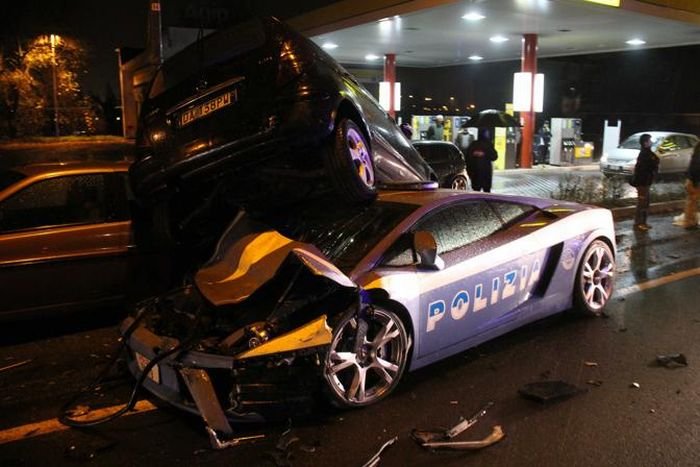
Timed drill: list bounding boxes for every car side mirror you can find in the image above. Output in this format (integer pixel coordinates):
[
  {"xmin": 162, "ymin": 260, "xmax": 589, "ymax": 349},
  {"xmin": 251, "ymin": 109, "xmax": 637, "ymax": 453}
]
[{"xmin": 413, "ymin": 230, "xmax": 444, "ymax": 271}]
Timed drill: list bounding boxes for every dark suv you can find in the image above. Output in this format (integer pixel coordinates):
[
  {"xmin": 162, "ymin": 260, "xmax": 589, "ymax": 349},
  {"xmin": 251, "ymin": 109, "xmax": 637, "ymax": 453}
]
[
  {"xmin": 412, "ymin": 141, "xmax": 470, "ymax": 190},
  {"xmin": 131, "ymin": 17, "xmax": 435, "ymax": 245}
]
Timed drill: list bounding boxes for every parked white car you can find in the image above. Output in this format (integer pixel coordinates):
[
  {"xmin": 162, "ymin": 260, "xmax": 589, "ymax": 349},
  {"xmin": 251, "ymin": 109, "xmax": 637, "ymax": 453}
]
[{"xmin": 600, "ymin": 131, "xmax": 698, "ymax": 177}]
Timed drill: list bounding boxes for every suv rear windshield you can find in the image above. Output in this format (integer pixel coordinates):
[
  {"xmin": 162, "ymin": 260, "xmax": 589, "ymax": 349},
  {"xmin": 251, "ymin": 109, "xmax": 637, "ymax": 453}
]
[
  {"xmin": 148, "ymin": 18, "xmax": 267, "ymax": 99},
  {"xmin": 0, "ymin": 170, "xmax": 26, "ymax": 192}
]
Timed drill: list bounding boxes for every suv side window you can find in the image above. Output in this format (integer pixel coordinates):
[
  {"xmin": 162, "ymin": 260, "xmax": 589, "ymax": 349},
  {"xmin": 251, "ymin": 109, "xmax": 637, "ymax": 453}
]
[
  {"xmin": 0, "ymin": 174, "xmax": 107, "ymax": 232},
  {"xmin": 449, "ymin": 145, "xmax": 464, "ymax": 164},
  {"xmin": 414, "ymin": 201, "xmax": 503, "ymax": 255}
]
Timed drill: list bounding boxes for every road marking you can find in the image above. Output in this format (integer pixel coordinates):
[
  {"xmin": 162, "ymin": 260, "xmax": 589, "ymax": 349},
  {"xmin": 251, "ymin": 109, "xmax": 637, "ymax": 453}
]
[
  {"xmin": 616, "ymin": 267, "xmax": 700, "ymax": 297},
  {"xmin": 0, "ymin": 400, "xmax": 158, "ymax": 445}
]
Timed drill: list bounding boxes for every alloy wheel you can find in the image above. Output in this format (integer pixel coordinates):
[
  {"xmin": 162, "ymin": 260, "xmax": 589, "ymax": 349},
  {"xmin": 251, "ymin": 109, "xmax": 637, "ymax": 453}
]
[
  {"xmin": 346, "ymin": 127, "xmax": 375, "ymax": 189},
  {"xmin": 579, "ymin": 241, "xmax": 615, "ymax": 312},
  {"xmin": 324, "ymin": 306, "xmax": 408, "ymax": 407}
]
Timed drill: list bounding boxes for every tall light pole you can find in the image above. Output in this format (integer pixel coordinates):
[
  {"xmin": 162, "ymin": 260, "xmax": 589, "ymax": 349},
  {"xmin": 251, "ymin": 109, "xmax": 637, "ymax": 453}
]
[{"xmin": 50, "ymin": 34, "xmax": 60, "ymax": 137}]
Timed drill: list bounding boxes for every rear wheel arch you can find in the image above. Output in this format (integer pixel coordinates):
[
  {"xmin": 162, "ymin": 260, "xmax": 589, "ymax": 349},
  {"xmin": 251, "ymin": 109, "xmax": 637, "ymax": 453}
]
[{"xmin": 334, "ymin": 100, "xmax": 371, "ymax": 150}]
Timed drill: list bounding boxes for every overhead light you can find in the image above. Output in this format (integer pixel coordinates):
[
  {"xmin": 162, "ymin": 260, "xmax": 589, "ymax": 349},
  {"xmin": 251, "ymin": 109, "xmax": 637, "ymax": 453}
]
[
  {"xmin": 365, "ymin": 54, "xmax": 381, "ymax": 61},
  {"xmin": 584, "ymin": 0, "xmax": 620, "ymax": 6},
  {"xmin": 469, "ymin": 55, "xmax": 483, "ymax": 61},
  {"xmin": 322, "ymin": 42, "xmax": 338, "ymax": 50},
  {"xmin": 462, "ymin": 12, "xmax": 485, "ymax": 21},
  {"xmin": 490, "ymin": 35, "xmax": 509, "ymax": 43},
  {"xmin": 626, "ymin": 38, "xmax": 646, "ymax": 45}
]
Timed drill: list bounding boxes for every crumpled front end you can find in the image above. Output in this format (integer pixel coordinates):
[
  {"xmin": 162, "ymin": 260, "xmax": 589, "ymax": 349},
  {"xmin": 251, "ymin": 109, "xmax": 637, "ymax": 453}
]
[{"xmin": 121, "ymin": 228, "xmax": 360, "ymax": 429}]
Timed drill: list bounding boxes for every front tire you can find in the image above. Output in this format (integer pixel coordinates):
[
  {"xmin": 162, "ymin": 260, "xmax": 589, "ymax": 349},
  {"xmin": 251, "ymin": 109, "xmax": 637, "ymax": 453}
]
[
  {"xmin": 574, "ymin": 239, "xmax": 615, "ymax": 316},
  {"xmin": 324, "ymin": 118, "xmax": 377, "ymax": 204},
  {"xmin": 323, "ymin": 305, "xmax": 409, "ymax": 408}
]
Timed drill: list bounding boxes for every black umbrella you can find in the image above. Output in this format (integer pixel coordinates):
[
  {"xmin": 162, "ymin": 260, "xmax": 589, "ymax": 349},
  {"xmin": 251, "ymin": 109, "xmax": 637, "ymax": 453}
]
[{"xmin": 470, "ymin": 109, "xmax": 520, "ymax": 128}]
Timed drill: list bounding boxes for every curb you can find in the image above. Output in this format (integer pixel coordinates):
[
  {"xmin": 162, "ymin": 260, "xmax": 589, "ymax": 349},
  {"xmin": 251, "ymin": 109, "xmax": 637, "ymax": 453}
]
[{"xmin": 610, "ymin": 200, "xmax": 686, "ymax": 221}]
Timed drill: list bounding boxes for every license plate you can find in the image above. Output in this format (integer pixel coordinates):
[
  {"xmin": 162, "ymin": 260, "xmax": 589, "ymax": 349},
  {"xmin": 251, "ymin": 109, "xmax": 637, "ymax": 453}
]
[
  {"xmin": 178, "ymin": 89, "xmax": 238, "ymax": 127},
  {"xmin": 135, "ymin": 352, "xmax": 160, "ymax": 384}
]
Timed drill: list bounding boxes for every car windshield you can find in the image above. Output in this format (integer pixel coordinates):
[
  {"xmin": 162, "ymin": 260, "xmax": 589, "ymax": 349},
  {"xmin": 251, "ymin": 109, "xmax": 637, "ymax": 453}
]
[
  {"xmin": 148, "ymin": 18, "xmax": 267, "ymax": 99},
  {"xmin": 619, "ymin": 134, "xmax": 661, "ymax": 150},
  {"xmin": 0, "ymin": 170, "xmax": 26, "ymax": 192},
  {"xmin": 260, "ymin": 201, "xmax": 418, "ymax": 273}
]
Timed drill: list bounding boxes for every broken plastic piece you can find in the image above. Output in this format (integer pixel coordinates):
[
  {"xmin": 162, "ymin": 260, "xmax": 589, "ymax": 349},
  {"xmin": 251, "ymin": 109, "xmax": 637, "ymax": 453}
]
[
  {"xmin": 411, "ymin": 402, "xmax": 494, "ymax": 444},
  {"xmin": 630, "ymin": 382, "xmax": 640, "ymax": 389},
  {"xmin": 586, "ymin": 380, "xmax": 603, "ymax": 387},
  {"xmin": 583, "ymin": 361, "xmax": 598, "ymax": 367},
  {"xmin": 206, "ymin": 427, "xmax": 265, "ymax": 450},
  {"xmin": 0, "ymin": 359, "xmax": 31, "ymax": 373},
  {"xmin": 655, "ymin": 353, "xmax": 688, "ymax": 368},
  {"xmin": 518, "ymin": 381, "xmax": 585, "ymax": 403},
  {"xmin": 422, "ymin": 425, "xmax": 505, "ymax": 450},
  {"xmin": 362, "ymin": 436, "xmax": 398, "ymax": 467}
]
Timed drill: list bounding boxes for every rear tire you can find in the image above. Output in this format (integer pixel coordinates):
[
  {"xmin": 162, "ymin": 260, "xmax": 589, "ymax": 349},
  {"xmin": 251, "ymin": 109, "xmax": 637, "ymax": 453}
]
[
  {"xmin": 573, "ymin": 239, "xmax": 615, "ymax": 316},
  {"xmin": 324, "ymin": 118, "xmax": 377, "ymax": 204}
]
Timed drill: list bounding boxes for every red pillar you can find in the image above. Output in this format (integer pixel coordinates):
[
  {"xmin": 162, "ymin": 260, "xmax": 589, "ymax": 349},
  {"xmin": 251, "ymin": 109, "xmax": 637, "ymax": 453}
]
[
  {"xmin": 520, "ymin": 34, "xmax": 537, "ymax": 169},
  {"xmin": 384, "ymin": 53, "xmax": 396, "ymax": 119}
]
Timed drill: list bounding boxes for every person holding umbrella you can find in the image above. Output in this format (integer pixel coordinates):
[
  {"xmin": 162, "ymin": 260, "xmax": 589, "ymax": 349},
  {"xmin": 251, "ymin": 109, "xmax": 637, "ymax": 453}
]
[{"xmin": 465, "ymin": 128, "xmax": 499, "ymax": 192}]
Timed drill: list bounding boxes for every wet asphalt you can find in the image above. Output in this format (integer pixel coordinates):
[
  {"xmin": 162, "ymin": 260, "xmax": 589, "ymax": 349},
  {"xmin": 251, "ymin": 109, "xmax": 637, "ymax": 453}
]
[{"xmin": 1, "ymin": 212, "xmax": 699, "ymax": 467}]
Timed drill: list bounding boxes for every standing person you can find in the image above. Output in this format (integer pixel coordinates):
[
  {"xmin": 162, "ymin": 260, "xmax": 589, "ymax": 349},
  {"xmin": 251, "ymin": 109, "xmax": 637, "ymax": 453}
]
[
  {"xmin": 454, "ymin": 122, "xmax": 474, "ymax": 154},
  {"xmin": 630, "ymin": 133, "xmax": 660, "ymax": 231},
  {"xmin": 682, "ymin": 141, "xmax": 700, "ymax": 229},
  {"xmin": 465, "ymin": 128, "xmax": 499, "ymax": 192},
  {"xmin": 426, "ymin": 115, "xmax": 445, "ymax": 141}
]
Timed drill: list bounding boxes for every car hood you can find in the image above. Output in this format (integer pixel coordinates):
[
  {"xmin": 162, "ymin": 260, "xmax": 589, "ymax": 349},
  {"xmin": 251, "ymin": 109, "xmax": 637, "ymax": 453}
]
[
  {"xmin": 195, "ymin": 212, "xmax": 356, "ymax": 306},
  {"xmin": 605, "ymin": 148, "xmax": 639, "ymax": 163}
]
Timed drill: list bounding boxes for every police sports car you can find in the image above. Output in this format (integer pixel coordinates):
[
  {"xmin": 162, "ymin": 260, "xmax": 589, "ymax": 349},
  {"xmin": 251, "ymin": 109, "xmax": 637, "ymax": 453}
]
[{"xmin": 122, "ymin": 190, "xmax": 615, "ymax": 430}]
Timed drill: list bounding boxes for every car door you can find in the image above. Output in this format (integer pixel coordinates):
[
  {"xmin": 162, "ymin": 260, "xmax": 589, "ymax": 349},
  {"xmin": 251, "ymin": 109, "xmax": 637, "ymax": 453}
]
[
  {"xmin": 408, "ymin": 200, "xmax": 550, "ymax": 360},
  {"xmin": 415, "ymin": 144, "xmax": 450, "ymax": 185},
  {"xmin": 656, "ymin": 135, "xmax": 685, "ymax": 173},
  {"xmin": 0, "ymin": 172, "xmax": 133, "ymax": 318}
]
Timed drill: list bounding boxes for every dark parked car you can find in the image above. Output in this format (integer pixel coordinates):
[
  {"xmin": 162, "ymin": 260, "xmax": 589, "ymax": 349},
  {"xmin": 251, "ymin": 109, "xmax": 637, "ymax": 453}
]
[
  {"xmin": 0, "ymin": 162, "xmax": 134, "ymax": 320},
  {"xmin": 413, "ymin": 141, "xmax": 470, "ymax": 190},
  {"xmin": 132, "ymin": 16, "xmax": 436, "ymax": 245}
]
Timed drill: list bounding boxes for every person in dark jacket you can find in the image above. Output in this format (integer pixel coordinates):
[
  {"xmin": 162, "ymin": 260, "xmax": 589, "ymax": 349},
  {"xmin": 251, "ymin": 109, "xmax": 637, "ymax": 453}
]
[
  {"xmin": 426, "ymin": 115, "xmax": 445, "ymax": 141},
  {"xmin": 682, "ymin": 141, "xmax": 700, "ymax": 229},
  {"xmin": 465, "ymin": 129, "xmax": 499, "ymax": 192},
  {"xmin": 631, "ymin": 133, "xmax": 660, "ymax": 231}
]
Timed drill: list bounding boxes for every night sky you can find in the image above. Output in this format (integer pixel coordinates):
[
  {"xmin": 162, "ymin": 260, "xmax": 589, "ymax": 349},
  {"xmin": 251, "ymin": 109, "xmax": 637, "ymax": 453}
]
[{"xmin": 1, "ymin": 0, "xmax": 148, "ymax": 99}]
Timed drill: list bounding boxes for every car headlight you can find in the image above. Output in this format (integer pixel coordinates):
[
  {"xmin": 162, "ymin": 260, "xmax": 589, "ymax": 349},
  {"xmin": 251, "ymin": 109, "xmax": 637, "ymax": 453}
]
[{"xmin": 600, "ymin": 152, "xmax": 608, "ymax": 163}]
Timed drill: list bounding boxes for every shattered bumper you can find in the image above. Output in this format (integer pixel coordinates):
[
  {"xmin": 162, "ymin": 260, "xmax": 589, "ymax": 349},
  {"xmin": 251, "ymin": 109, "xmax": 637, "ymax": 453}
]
[{"xmin": 120, "ymin": 314, "xmax": 333, "ymax": 424}]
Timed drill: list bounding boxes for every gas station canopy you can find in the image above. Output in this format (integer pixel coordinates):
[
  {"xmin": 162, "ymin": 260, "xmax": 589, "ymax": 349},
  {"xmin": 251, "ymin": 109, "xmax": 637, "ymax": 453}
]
[{"xmin": 286, "ymin": 0, "xmax": 700, "ymax": 67}]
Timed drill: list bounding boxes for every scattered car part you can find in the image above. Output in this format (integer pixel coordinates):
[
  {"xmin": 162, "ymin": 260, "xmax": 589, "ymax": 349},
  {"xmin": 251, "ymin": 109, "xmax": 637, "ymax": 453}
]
[
  {"xmin": 518, "ymin": 381, "xmax": 585, "ymax": 403},
  {"xmin": 630, "ymin": 382, "xmax": 641, "ymax": 389},
  {"xmin": 422, "ymin": 425, "xmax": 505, "ymax": 450},
  {"xmin": 655, "ymin": 353, "xmax": 688, "ymax": 368},
  {"xmin": 362, "ymin": 436, "xmax": 398, "ymax": 467},
  {"xmin": 411, "ymin": 402, "xmax": 494, "ymax": 444}
]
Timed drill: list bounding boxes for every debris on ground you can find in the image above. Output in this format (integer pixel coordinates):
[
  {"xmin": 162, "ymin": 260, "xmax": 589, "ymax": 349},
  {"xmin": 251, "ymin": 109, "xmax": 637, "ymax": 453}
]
[
  {"xmin": 411, "ymin": 402, "xmax": 503, "ymax": 451},
  {"xmin": 583, "ymin": 361, "xmax": 598, "ymax": 367},
  {"xmin": 63, "ymin": 433, "xmax": 117, "ymax": 462},
  {"xmin": 586, "ymin": 380, "xmax": 603, "ymax": 387},
  {"xmin": 422, "ymin": 425, "xmax": 505, "ymax": 450},
  {"xmin": 66, "ymin": 405, "xmax": 91, "ymax": 418},
  {"xmin": 518, "ymin": 381, "xmax": 585, "ymax": 403},
  {"xmin": 362, "ymin": 436, "xmax": 398, "ymax": 467},
  {"xmin": 649, "ymin": 409, "xmax": 656, "ymax": 414},
  {"xmin": 630, "ymin": 382, "xmax": 641, "ymax": 389},
  {"xmin": 411, "ymin": 402, "xmax": 494, "ymax": 444},
  {"xmin": 655, "ymin": 353, "xmax": 688, "ymax": 368},
  {"xmin": 618, "ymin": 327, "xmax": 628, "ymax": 333},
  {"xmin": 0, "ymin": 359, "xmax": 32, "ymax": 374}
]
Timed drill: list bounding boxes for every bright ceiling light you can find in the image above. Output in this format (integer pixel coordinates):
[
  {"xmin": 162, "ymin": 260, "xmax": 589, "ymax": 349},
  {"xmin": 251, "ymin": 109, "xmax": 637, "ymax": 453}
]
[
  {"xmin": 469, "ymin": 55, "xmax": 484, "ymax": 61},
  {"xmin": 322, "ymin": 42, "xmax": 338, "ymax": 50},
  {"xmin": 365, "ymin": 54, "xmax": 381, "ymax": 61},
  {"xmin": 462, "ymin": 12, "xmax": 485, "ymax": 21},
  {"xmin": 626, "ymin": 38, "xmax": 646, "ymax": 45},
  {"xmin": 490, "ymin": 35, "xmax": 509, "ymax": 43}
]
